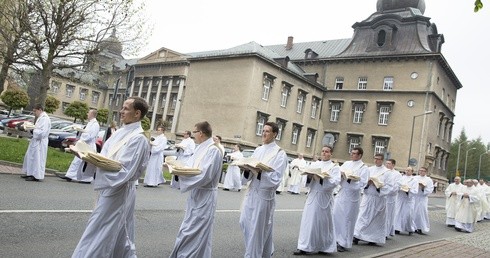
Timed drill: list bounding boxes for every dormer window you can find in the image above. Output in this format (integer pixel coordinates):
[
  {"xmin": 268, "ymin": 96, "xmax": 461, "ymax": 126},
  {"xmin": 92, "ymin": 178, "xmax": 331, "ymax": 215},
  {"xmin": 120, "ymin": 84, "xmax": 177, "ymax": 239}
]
[{"xmin": 377, "ymin": 30, "xmax": 386, "ymax": 47}]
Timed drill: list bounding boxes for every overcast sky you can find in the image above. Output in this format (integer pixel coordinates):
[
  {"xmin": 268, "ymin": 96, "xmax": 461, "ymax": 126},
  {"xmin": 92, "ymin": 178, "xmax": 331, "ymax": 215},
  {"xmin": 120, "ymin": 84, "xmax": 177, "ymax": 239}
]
[{"xmin": 138, "ymin": 0, "xmax": 489, "ymax": 144}]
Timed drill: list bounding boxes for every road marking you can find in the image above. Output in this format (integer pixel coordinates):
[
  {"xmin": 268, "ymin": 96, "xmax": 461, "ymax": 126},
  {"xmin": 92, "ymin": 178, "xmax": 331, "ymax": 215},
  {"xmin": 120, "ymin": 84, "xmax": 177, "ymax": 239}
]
[
  {"xmin": 0, "ymin": 209, "xmax": 304, "ymax": 213},
  {"xmin": 0, "ymin": 210, "xmax": 93, "ymax": 213}
]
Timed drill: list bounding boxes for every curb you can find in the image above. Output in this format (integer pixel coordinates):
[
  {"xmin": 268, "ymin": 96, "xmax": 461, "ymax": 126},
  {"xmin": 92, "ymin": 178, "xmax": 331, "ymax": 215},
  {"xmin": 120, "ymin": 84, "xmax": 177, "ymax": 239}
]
[
  {"xmin": 0, "ymin": 160, "xmax": 59, "ymax": 176},
  {"xmin": 363, "ymin": 239, "xmax": 447, "ymax": 258}
]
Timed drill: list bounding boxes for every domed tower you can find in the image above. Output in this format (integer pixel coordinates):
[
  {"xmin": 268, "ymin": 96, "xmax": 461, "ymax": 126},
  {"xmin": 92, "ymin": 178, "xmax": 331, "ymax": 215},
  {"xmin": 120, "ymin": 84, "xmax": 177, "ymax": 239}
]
[
  {"xmin": 99, "ymin": 29, "xmax": 123, "ymax": 57},
  {"xmin": 337, "ymin": 0, "xmax": 444, "ymax": 57},
  {"xmin": 85, "ymin": 29, "xmax": 124, "ymax": 73}
]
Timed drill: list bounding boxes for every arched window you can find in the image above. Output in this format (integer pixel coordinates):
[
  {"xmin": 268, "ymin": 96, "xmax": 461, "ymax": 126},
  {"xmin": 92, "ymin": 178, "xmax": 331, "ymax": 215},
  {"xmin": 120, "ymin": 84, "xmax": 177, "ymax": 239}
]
[{"xmin": 377, "ymin": 30, "xmax": 386, "ymax": 47}]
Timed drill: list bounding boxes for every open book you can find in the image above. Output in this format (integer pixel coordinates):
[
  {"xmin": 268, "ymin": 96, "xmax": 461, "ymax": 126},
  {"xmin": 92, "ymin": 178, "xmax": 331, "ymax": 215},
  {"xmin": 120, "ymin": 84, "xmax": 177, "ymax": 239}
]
[
  {"xmin": 400, "ymin": 184, "xmax": 410, "ymax": 192},
  {"xmin": 22, "ymin": 122, "xmax": 36, "ymax": 130},
  {"xmin": 69, "ymin": 141, "xmax": 121, "ymax": 171},
  {"xmin": 164, "ymin": 156, "xmax": 201, "ymax": 176},
  {"xmin": 418, "ymin": 180, "xmax": 427, "ymax": 187},
  {"xmin": 369, "ymin": 176, "xmax": 384, "ymax": 189},
  {"xmin": 231, "ymin": 157, "xmax": 273, "ymax": 172},
  {"xmin": 300, "ymin": 167, "xmax": 331, "ymax": 179},
  {"xmin": 341, "ymin": 169, "xmax": 361, "ymax": 181}
]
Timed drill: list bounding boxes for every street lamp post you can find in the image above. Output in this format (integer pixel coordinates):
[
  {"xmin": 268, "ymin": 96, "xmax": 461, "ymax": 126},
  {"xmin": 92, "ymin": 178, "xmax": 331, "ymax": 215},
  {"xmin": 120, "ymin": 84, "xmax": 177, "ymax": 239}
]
[
  {"xmin": 407, "ymin": 111, "xmax": 433, "ymax": 166},
  {"xmin": 463, "ymin": 147, "xmax": 476, "ymax": 180},
  {"xmin": 478, "ymin": 151, "xmax": 489, "ymax": 179},
  {"xmin": 455, "ymin": 141, "xmax": 468, "ymax": 179}
]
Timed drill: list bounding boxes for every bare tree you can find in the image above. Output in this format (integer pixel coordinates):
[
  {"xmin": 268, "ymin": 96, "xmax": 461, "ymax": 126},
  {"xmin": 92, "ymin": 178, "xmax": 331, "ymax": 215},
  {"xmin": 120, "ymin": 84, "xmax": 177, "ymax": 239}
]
[
  {"xmin": 16, "ymin": 0, "xmax": 149, "ymax": 106},
  {"xmin": 0, "ymin": 0, "xmax": 30, "ymax": 93}
]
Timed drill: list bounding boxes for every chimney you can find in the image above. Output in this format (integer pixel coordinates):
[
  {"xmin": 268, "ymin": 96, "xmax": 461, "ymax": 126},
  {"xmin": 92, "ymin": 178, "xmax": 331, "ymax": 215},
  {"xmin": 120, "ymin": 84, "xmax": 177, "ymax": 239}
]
[{"xmin": 286, "ymin": 36, "xmax": 294, "ymax": 50}]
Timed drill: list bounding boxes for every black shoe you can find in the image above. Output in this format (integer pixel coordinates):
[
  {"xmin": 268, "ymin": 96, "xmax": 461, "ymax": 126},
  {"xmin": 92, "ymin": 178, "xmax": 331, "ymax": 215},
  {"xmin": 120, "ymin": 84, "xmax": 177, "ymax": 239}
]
[
  {"xmin": 25, "ymin": 176, "xmax": 40, "ymax": 182},
  {"xmin": 415, "ymin": 229, "xmax": 426, "ymax": 235},
  {"xmin": 293, "ymin": 249, "xmax": 310, "ymax": 255},
  {"xmin": 367, "ymin": 242, "xmax": 377, "ymax": 246},
  {"xmin": 223, "ymin": 188, "xmax": 230, "ymax": 191},
  {"xmin": 20, "ymin": 174, "xmax": 29, "ymax": 178},
  {"xmin": 144, "ymin": 185, "xmax": 156, "ymax": 188},
  {"xmin": 408, "ymin": 231, "xmax": 413, "ymax": 236},
  {"xmin": 395, "ymin": 230, "xmax": 400, "ymax": 235},
  {"xmin": 54, "ymin": 172, "xmax": 72, "ymax": 182},
  {"xmin": 455, "ymin": 227, "xmax": 462, "ymax": 232},
  {"xmin": 447, "ymin": 224, "xmax": 455, "ymax": 227},
  {"xmin": 78, "ymin": 181, "xmax": 91, "ymax": 184},
  {"xmin": 352, "ymin": 237, "xmax": 359, "ymax": 245},
  {"xmin": 276, "ymin": 191, "xmax": 281, "ymax": 194},
  {"xmin": 337, "ymin": 244, "xmax": 346, "ymax": 252}
]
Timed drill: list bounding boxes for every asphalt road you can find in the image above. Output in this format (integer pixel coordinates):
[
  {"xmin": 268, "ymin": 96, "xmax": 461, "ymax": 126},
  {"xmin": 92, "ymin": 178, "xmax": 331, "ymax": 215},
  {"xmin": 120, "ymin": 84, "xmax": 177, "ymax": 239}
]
[{"xmin": 0, "ymin": 174, "xmax": 455, "ymax": 258}]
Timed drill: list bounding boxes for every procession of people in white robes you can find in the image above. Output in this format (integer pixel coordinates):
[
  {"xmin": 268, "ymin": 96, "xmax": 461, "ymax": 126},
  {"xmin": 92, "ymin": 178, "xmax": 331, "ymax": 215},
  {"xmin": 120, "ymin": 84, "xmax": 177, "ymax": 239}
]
[
  {"xmin": 413, "ymin": 167, "xmax": 434, "ymax": 234},
  {"xmin": 222, "ymin": 144, "xmax": 244, "ymax": 192},
  {"xmin": 394, "ymin": 167, "xmax": 419, "ymax": 235}
]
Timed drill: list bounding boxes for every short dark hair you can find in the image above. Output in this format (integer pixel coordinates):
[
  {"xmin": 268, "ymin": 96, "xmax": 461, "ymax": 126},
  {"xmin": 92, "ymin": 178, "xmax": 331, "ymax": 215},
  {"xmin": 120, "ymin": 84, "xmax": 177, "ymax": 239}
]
[
  {"xmin": 157, "ymin": 126, "xmax": 165, "ymax": 132},
  {"xmin": 264, "ymin": 121, "xmax": 279, "ymax": 134},
  {"xmin": 195, "ymin": 121, "xmax": 212, "ymax": 137},
  {"xmin": 33, "ymin": 104, "xmax": 44, "ymax": 111},
  {"xmin": 374, "ymin": 153, "xmax": 384, "ymax": 160},
  {"xmin": 352, "ymin": 147, "xmax": 363, "ymax": 157},
  {"xmin": 127, "ymin": 96, "xmax": 149, "ymax": 119},
  {"xmin": 184, "ymin": 130, "xmax": 191, "ymax": 137},
  {"xmin": 216, "ymin": 135, "xmax": 222, "ymax": 141},
  {"xmin": 236, "ymin": 144, "xmax": 242, "ymax": 152},
  {"xmin": 387, "ymin": 159, "xmax": 396, "ymax": 165}
]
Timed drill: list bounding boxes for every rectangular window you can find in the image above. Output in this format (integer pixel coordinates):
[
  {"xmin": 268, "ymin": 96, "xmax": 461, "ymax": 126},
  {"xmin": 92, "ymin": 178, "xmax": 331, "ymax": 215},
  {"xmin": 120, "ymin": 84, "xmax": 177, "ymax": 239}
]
[
  {"xmin": 115, "ymin": 94, "xmax": 121, "ymax": 106},
  {"xmin": 160, "ymin": 94, "xmax": 166, "ymax": 109},
  {"xmin": 262, "ymin": 77, "xmax": 272, "ymax": 101},
  {"xmin": 296, "ymin": 92, "xmax": 304, "ymax": 113},
  {"xmin": 108, "ymin": 94, "xmax": 113, "ymax": 106},
  {"xmin": 349, "ymin": 137, "xmax": 360, "ymax": 153},
  {"xmin": 335, "ymin": 77, "xmax": 344, "ymax": 90},
  {"xmin": 306, "ymin": 129, "xmax": 315, "ymax": 148},
  {"xmin": 79, "ymin": 88, "xmax": 88, "ymax": 101},
  {"xmin": 378, "ymin": 106, "xmax": 390, "ymax": 125},
  {"xmin": 92, "ymin": 92, "xmax": 100, "ymax": 104},
  {"xmin": 353, "ymin": 104, "xmax": 364, "ymax": 123},
  {"xmin": 256, "ymin": 116, "xmax": 266, "ymax": 136},
  {"xmin": 66, "ymin": 85, "xmax": 75, "ymax": 98},
  {"xmin": 383, "ymin": 77, "xmax": 394, "ymax": 90},
  {"xmin": 280, "ymin": 87, "xmax": 289, "ymax": 107},
  {"xmin": 358, "ymin": 77, "xmax": 367, "ymax": 90},
  {"xmin": 276, "ymin": 119, "xmax": 286, "ymax": 140},
  {"xmin": 292, "ymin": 127, "xmax": 299, "ymax": 144},
  {"xmin": 171, "ymin": 94, "xmax": 177, "ymax": 110},
  {"xmin": 374, "ymin": 140, "xmax": 385, "ymax": 154},
  {"xmin": 311, "ymin": 97, "xmax": 320, "ymax": 119},
  {"xmin": 51, "ymin": 81, "xmax": 61, "ymax": 94},
  {"xmin": 330, "ymin": 103, "xmax": 340, "ymax": 122}
]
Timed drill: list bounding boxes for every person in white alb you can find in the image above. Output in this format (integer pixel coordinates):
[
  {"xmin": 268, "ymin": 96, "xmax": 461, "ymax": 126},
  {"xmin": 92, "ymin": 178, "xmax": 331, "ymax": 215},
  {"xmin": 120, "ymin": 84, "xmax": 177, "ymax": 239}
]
[
  {"xmin": 413, "ymin": 166, "xmax": 434, "ymax": 235},
  {"xmin": 288, "ymin": 153, "xmax": 307, "ymax": 194},
  {"xmin": 57, "ymin": 109, "xmax": 100, "ymax": 183},
  {"xmin": 171, "ymin": 130, "xmax": 196, "ymax": 189},
  {"xmin": 454, "ymin": 179, "xmax": 480, "ymax": 233},
  {"xmin": 143, "ymin": 126, "xmax": 168, "ymax": 187},
  {"xmin": 72, "ymin": 96, "xmax": 150, "ymax": 257},
  {"xmin": 332, "ymin": 147, "xmax": 369, "ymax": 252},
  {"xmin": 293, "ymin": 145, "xmax": 341, "ymax": 255},
  {"xmin": 170, "ymin": 121, "xmax": 223, "ymax": 258},
  {"xmin": 21, "ymin": 104, "xmax": 51, "ymax": 182},
  {"xmin": 445, "ymin": 176, "xmax": 465, "ymax": 227},
  {"xmin": 239, "ymin": 122, "xmax": 287, "ymax": 258},
  {"xmin": 478, "ymin": 179, "xmax": 490, "ymax": 219},
  {"xmin": 353, "ymin": 153, "xmax": 392, "ymax": 246},
  {"xmin": 394, "ymin": 167, "xmax": 419, "ymax": 235},
  {"xmin": 223, "ymin": 144, "xmax": 244, "ymax": 192},
  {"xmin": 384, "ymin": 159, "xmax": 402, "ymax": 238}
]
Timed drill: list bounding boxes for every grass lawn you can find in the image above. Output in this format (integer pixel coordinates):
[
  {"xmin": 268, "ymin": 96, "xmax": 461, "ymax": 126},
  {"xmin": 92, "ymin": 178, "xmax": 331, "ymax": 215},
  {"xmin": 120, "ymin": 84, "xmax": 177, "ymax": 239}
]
[{"xmin": 0, "ymin": 136, "xmax": 74, "ymax": 172}]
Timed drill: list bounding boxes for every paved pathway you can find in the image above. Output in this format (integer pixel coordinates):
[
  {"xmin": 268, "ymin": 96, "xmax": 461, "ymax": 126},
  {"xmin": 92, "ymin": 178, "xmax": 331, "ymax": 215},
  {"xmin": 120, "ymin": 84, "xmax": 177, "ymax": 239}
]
[{"xmin": 2, "ymin": 161, "xmax": 489, "ymax": 258}]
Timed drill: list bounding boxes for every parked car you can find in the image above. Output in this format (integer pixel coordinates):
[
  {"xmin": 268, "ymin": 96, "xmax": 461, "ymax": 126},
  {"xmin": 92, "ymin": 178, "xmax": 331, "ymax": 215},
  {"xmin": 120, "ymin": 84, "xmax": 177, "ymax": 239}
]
[
  {"xmin": 48, "ymin": 130, "xmax": 77, "ymax": 150},
  {"xmin": 0, "ymin": 115, "xmax": 26, "ymax": 131},
  {"xmin": 62, "ymin": 127, "xmax": 107, "ymax": 153},
  {"xmin": 50, "ymin": 120, "xmax": 74, "ymax": 130}
]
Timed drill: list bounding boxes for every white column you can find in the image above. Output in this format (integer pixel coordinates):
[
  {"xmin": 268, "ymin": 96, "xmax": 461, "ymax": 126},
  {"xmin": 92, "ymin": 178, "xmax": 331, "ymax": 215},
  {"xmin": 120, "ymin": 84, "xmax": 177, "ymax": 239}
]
[
  {"xmin": 171, "ymin": 77, "xmax": 185, "ymax": 133},
  {"xmin": 137, "ymin": 78, "xmax": 144, "ymax": 97},
  {"xmin": 150, "ymin": 77, "xmax": 163, "ymax": 130},
  {"xmin": 162, "ymin": 76, "xmax": 173, "ymax": 120}
]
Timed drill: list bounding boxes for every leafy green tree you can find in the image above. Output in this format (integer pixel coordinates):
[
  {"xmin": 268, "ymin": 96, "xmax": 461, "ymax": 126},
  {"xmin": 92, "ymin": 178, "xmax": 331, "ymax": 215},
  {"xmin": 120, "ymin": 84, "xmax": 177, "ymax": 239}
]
[
  {"xmin": 64, "ymin": 101, "xmax": 89, "ymax": 123},
  {"xmin": 141, "ymin": 116, "xmax": 151, "ymax": 131},
  {"xmin": 448, "ymin": 128, "xmax": 490, "ymax": 181},
  {"xmin": 0, "ymin": 89, "xmax": 29, "ymax": 115},
  {"xmin": 475, "ymin": 0, "xmax": 484, "ymax": 12},
  {"xmin": 96, "ymin": 108, "xmax": 109, "ymax": 125},
  {"xmin": 44, "ymin": 95, "xmax": 60, "ymax": 113}
]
